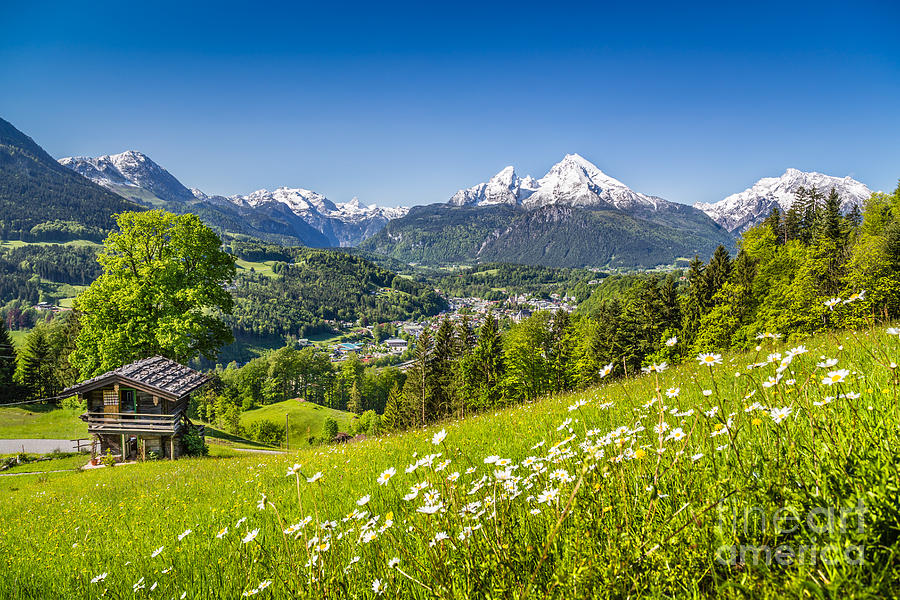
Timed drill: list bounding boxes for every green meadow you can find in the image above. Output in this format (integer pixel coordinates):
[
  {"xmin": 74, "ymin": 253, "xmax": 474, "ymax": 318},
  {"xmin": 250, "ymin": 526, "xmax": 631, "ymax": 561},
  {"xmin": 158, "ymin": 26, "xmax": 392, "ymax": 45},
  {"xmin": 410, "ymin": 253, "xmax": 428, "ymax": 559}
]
[
  {"xmin": 0, "ymin": 327, "xmax": 898, "ymax": 598},
  {"xmin": 240, "ymin": 399, "xmax": 358, "ymax": 445}
]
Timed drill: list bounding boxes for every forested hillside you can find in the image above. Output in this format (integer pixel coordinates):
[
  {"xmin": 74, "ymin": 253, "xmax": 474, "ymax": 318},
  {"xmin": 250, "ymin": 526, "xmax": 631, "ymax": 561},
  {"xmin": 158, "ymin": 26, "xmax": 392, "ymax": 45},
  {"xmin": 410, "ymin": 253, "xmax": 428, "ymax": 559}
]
[
  {"xmin": 0, "ymin": 118, "xmax": 140, "ymax": 241},
  {"xmin": 360, "ymin": 201, "xmax": 733, "ymax": 268},
  {"xmin": 226, "ymin": 241, "xmax": 447, "ymax": 339}
]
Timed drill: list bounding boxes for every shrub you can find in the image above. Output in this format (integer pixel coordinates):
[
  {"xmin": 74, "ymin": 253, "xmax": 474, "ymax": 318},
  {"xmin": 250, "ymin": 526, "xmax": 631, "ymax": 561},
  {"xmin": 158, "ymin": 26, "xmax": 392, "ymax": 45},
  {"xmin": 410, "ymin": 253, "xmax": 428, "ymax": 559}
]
[
  {"xmin": 322, "ymin": 417, "xmax": 338, "ymax": 442},
  {"xmin": 100, "ymin": 449, "xmax": 117, "ymax": 468},
  {"xmin": 180, "ymin": 427, "xmax": 209, "ymax": 457},
  {"xmin": 246, "ymin": 420, "xmax": 285, "ymax": 446}
]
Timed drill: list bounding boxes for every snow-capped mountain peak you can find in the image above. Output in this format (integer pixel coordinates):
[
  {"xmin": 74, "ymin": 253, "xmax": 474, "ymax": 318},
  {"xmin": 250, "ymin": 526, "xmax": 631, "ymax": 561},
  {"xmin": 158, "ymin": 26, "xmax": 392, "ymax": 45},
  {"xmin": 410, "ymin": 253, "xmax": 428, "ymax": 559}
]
[
  {"xmin": 59, "ymin": 150, "xmax": 195, "ymax": 203},
  {"xmin": 449, "ymin": 153, "xmax": 665, "ymax": 211},
  {"xmin": 449, "ymin": 165, "xmax": 538, "ymax": 206},
  {"xmin": 695, "ymin": 168, "xmax": 872, "ymax": 233}
]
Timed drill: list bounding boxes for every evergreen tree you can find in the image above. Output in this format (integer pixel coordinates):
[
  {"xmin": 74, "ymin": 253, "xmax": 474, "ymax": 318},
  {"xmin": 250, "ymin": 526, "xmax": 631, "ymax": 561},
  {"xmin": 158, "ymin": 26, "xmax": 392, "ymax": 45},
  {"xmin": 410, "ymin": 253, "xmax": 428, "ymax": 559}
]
[
  {"xmin": 782, "ymin": 207, "xmax": 801, "ymax": 243},
  {"xmin": 346, "ymin": 381, "xmax": 361, "ymax": 415},
  {"xmin": 0, "ymin": 320, "xmax": 16, "ymax": 402},
  {"xmin": 16, "ymin": 327, "xmax": 55, "ymax": 400},
  {"xmin": 432, "ymin": 318, "xmax": 456, "ymax": 418},
  {"xmin": 704, "ymin": 245, "xmax": 732, "ymax": 295},
  {"xmin": 381, "ymin": 383, "xmax": 403, "ymax": 431},
  {"xmin": 846, "ymin": 204, "xmax": 863, "ymax": 228},
  {"xmin": 403, "ymin": 328, "xmax": 434, "ymax": 425},
  {"xmin": 762, "ymin": 205, "xmax": 782, "ymax": 242},
  {"xmin": 821, "ymin": 187, "xmax": 843, "ymax": 242},
  {"xmin": 679, "ymin": 256, "xmax": 707, "ymax": 349}
]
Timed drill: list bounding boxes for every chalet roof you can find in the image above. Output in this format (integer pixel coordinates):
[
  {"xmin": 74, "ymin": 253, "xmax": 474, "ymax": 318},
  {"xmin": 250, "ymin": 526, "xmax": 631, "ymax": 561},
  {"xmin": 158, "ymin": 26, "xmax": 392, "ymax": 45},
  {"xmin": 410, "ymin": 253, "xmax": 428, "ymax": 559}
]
[{"xmin": 63, "ymin": 356, "xmax": 209, "ymax": 400}]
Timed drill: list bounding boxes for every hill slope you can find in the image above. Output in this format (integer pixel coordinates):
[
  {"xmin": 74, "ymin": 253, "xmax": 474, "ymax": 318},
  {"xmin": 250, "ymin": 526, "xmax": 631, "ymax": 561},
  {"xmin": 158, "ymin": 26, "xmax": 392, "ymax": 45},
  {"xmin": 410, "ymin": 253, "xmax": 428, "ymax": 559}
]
[
  {"xmin": 1, "ymin": 326, "xmax": 897, "ymax": 598},
  {"xmin": 0, "ymin": 117, "xmax": 140, "ymax": 241}
]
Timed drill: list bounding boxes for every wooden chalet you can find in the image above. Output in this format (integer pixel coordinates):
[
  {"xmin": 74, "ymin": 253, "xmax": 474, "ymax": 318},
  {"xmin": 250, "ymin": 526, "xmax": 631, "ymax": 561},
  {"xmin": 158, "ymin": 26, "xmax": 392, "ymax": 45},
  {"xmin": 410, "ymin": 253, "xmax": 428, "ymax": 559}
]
[{"xmin": 62, "ymin": 356, "xmax": 208, "ymax": 461}]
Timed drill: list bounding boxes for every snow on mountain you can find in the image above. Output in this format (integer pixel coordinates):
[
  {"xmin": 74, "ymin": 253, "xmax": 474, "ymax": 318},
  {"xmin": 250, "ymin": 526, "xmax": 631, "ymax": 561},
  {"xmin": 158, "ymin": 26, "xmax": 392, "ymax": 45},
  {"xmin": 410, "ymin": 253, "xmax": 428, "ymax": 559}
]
[
  {"xmin": 59, "ymin": 151, "xmax": 408, "ymax": 246},
  {"xmin": 449, "ymin": 154, "xmax": 667, "ymax": 211},
  {"xmin": 695, "ymin": 169, "xmax": 873, "ymax": 233},
  {"xmin": 449, "ymin": 166, "xmax": 538, "ymax": 206},
  {"xmin": 228, "ymin": 187, "xmax": 409, "ymax": 245},
  {"xmin": 59, "ymin": 151, "xmax": 195, "ymax": 203}
]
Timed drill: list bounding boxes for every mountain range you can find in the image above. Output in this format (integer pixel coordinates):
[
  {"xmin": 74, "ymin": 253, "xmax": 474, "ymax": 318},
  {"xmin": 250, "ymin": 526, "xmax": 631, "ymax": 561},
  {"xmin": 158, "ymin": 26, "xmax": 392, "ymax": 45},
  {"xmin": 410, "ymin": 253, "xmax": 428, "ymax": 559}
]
[
  {"xmin": 60, "ymin": 151, "xmax": 407, "ymax": 247},
  {"xmin": 362, "ymin": 154, "xmax": 735, "ymax": 268},
  {"xmin": 0, "ymin": 115, "xmax": 876, "ymax": 268},
  {"xmin": 694, "ymin": 168, "xmax": 873, "ymax": 233}
]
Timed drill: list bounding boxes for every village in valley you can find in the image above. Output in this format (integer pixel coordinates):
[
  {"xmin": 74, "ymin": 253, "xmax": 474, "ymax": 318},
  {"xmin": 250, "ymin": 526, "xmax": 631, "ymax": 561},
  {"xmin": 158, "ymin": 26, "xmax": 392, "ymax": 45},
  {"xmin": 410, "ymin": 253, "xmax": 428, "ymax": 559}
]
[{"xmin": 323, "ymin": 292, "xmax": 578, "ymax": 365}]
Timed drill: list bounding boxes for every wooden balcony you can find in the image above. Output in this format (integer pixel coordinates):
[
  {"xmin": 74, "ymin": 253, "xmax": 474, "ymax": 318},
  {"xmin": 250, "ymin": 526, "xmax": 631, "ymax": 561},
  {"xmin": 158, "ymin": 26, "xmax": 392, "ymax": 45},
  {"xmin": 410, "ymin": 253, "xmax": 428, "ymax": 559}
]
[{"xmin": 83, "ymin": 411, "xmax": 184, "ymax": 434}]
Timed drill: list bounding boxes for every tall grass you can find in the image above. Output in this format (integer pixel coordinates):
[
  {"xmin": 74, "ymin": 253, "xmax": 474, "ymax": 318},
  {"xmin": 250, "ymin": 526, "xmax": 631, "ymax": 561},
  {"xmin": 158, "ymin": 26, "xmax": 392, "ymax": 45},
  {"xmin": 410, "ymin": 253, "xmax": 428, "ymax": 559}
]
[{"xmin": 1, "ymin": 327, "xmax": 898, "ymax": 598}]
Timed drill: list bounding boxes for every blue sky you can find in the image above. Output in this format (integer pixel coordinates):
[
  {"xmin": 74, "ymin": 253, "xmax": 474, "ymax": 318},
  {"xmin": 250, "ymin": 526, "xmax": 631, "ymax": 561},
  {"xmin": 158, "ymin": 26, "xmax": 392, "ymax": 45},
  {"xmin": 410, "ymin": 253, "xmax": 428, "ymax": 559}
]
[{"xmin": 1, "ymin": 0, "xmax": 898, "ymax": 207}]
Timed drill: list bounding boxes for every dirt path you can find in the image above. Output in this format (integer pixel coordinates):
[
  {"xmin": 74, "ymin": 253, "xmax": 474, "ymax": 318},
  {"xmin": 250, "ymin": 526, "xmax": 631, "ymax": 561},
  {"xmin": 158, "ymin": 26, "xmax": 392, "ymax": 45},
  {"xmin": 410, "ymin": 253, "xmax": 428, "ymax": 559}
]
[{"xmin": 0, "ymin": 439, "xmax": 81, "ymax": 454}]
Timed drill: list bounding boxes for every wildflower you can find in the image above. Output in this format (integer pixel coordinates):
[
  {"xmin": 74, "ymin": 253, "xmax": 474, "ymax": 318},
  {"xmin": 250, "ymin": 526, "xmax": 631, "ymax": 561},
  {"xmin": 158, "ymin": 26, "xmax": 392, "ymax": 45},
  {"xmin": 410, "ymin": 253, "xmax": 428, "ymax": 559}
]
[
  {"xmin": 417, "ymin": 503, "xmax": 444, "ymax": 515},
  {"xmin": 770, "ymin": 406, "xmax": 793, "ymax": 424},
  {"xmin": 432, "ymin": 429, "xmax": 447, "ymax": 445},
  {"xmin": 447, "ymin": 471, "xmax": 460, "ymax": 482},
  {"xmin": 824, "ymin": 297, "xmax": 842, "ymax": 310},
  {"xmin": 666, "ymin": 427, "xmax": 686, "ymax": 442},
  {"xmin": 372, "ymin": 579, "xmax": 386, "ymax": 595},
  {"xmin": 697, "ymin": 353, "xmax": 723, "ymax": 366},
  {"xmin": 377, "ymin": 467, "xmax": 396, "ymax": 485},
  {"xmin": 556, "ymin": 418, "xmax": 572, "ymax": 432},
  {"xmin": 357, "ymin": 495, "xmax": 370, "ymax": 506},
  {"xmin": 151, "ymin": 546, "xmax": 164, "ymax": 558},
  {"xmin": 242, "ymin": 528, "xmax": 259, "ymax": 544},
  {"xmin": 537, "ymin": 488, "xmax": 560, "ymax": 504},
  {"xmin": 484, "ymin": 455, "xmax": 500, "ymax": 464},
  {"xmin": 435, "ymin": 459, "xmax": 451, "ymax": 471},
  {"xmin": 307, "ymin": 471, "xmax": 323, "ymax": 483},
  {"xmin": 887, "ymin": 327, "xmax": 900, "ymax": 336},
  {"xmin": 702, "ymin": 389, "xmax": 712, "ymax": 397},
  {"xmin": 817, "ymin": 358, "xmax": 839, "ymax": 368},
  {"xmin": 257, "ymin": 493, "xmax": 267, "ymax": 510},
  {"xmin": 762, "ymin": 375, "xmax": 781, "ymax": 388},
  {"xmin": 235, "ymin": 517, "xmax": 247, "ymax": 528},
  {"xmin": 177, "ymin": 529, "xmax": 191, "ymax": 541},
  {"xmin": 91, "ymin": 573, "xmax": 107, "ymax": 584},
  {"xmin": 642, "ymin": 362, "xmax": 668, "ymax": 374},
  {"xmin": 285, "ymin": 463, "xmax": 302, "ymax": 477},
  {"xmin": 133, "ymin": 577, "xmax": 145, "ymax": 592},
  {"xmin": 665, "ymin": 336, "xmax": 678, "ymax": 347},
  {"xmin": 844, "ymin": 291, "xmax": 865, "ymax": 303},
  {"xmin": 599, "ymin": 363, "xmax": 613, "ymax": 378},
  {"xmin": 216, "ymin": 527, "xmax": 228, "ymax": 539},
  {"xmin": 691, "ymin": 453, "xmax": 703, "ymax": 462},
  {"xmin": 429, "ymin": 531, "xmax": 449, "ymax": 547},
  {"xmin": 388, "ymin": 557, "xmax": 400, "ymax": 569},
  {"xmin": 567, "ymin": 399, "xmax": 588, "ymax": 411},
  {"xmin": 665, "ymin": 387, "xmax": 680, "ymax": 398},
  {"xmin": 822, "ymin": 369, "xmax": 850, "ymax": 386},
  {"xmin": 150, "ymin": 582, "xmax": 158, "ymax": 592}
]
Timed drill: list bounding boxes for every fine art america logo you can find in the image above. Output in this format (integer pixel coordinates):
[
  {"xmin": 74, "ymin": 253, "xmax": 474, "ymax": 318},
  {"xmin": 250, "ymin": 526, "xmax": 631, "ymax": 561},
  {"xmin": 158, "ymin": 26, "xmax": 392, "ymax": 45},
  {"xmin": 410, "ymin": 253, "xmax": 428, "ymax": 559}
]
[{"xmin": 715, "ymin": 500, "xmax": 868, "ymax": 566}]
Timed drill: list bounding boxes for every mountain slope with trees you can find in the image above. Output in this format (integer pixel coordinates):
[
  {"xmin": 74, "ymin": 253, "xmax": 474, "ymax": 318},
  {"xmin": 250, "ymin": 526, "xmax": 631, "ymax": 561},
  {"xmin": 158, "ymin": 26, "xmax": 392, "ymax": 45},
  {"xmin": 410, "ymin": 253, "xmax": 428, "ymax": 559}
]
[{"xmin": 0, "ymin": 117, "xmax": 140, "ymax": 241}]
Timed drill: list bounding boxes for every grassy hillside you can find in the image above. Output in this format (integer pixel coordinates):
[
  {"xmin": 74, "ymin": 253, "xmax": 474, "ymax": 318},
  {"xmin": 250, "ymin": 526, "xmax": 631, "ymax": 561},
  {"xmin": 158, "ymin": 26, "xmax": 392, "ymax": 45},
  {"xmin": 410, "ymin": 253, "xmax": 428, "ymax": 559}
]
[
  {"xmin": 240, "ymin": 400, "xmax": 358, "ymax": 445},
  {"xmin": 0, "ymin": 327, "xmax": 898, "ymax": 598},
  {"xmin": 0, "ymin": 405, "xmax": 87, "ymax": 439}
]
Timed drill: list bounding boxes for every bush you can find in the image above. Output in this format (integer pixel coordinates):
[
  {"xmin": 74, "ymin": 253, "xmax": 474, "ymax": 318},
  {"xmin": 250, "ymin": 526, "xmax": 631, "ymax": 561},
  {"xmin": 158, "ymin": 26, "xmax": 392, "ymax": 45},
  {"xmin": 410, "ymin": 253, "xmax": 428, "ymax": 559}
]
[
  {"xmin": 180, "ymin": 427, "xmax": 209, "ymax": 457},
  {"xmin": 60, "ymin": 395, "xmax": 86, "ymax": 411},
  {"xmin": 100, "ymin": 449, "xmax": 117, "ymax": 468},
  {"xmin": 246, "ymin": 420, "xmax": 285, "ymax": 446},
  {"xmin": 322, "ymin": 417, "xmax": 338, "ymax": 442}
]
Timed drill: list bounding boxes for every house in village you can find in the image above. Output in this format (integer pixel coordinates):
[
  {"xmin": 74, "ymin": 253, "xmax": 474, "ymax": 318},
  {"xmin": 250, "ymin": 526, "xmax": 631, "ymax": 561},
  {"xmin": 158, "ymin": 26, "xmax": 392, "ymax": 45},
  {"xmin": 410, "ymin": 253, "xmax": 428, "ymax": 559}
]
[
  {"xmin": 62, "ymin": 356, "xmax": 208, "ymax": 461},
  {"xmin": 384, "ymin": 337, "xmax": 408, "ymax": 353}
]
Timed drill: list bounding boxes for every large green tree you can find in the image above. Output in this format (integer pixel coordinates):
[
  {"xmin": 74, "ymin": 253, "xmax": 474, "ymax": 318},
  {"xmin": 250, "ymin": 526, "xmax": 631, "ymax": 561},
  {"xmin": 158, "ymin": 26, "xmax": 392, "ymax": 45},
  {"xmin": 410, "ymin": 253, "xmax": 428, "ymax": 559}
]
[{"xmin": 71, "ymin": 210, "xmax": 236, "ymax": 378}]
